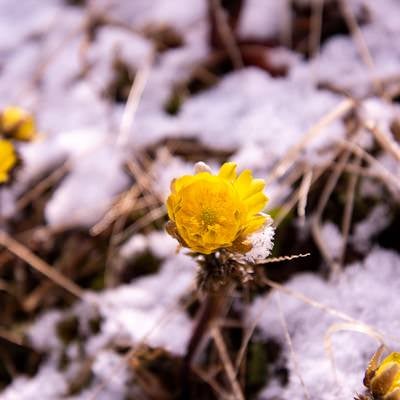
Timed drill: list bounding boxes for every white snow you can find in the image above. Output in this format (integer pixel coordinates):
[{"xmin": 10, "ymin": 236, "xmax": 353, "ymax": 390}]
[
  {"xmin": 1, "ymin": 0, "xmax": 400, "ymax": 398},
  {"xmin": 179, "ymin": 68, "xmax": 345, "ymax": 158},
  {"xmin": 250, "ymin": 248, "xmax": 400, "ymax": 400},
  {"xmin": 352, "ymin": 204, "xmax": 390, "ymax": 252},
  {"xmin": 45, "ymin": 143, "xmax": 129, "ymax": 228},
  {"xmin": 320, "ymin": 221, "xmax": 343, "ymax": 260},
  {"xmin": 241, "ymin": 216, "xmax": 275, "ymax": 263},
  {"xmin": 238, "ymin": 0, "xmax": 286, "ymax": 40},
  {"xmin": 1, "ymin": 365, "xmax": 68, "ymax": 400}
]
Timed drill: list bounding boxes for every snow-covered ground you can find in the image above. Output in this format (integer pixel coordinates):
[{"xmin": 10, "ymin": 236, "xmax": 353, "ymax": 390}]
[{"xmin": 1, "ymin": 0, "xmax": 400, "ymax": 399}]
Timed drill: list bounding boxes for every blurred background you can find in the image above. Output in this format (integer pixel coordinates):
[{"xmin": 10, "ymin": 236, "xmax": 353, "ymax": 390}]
[{"xmin": 0, "ymin": 0, "xmax": 400, "ymax": 399}]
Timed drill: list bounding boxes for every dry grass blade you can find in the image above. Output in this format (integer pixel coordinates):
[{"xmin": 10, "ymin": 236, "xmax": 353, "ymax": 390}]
[
  {"xmin": 211, "ymin": 326, "xmax": 245, "ymax": 400},
  {"xmin": 0, "ymin": 230, "xmax": 84, "ymax": 299},
  {"xmin": 297, "ymin": 169, "xmax": 313, "ymax": 225},
  {"xmin": 234, "ymin": 292, "xmax": 273, "ymax": 375},
  {"xmin": 90, "ymin": 185, "xmax": 141, "ymax": 236},
  {"xmin": 275, "ymin": 293, "xmax": 310, "ymax": 400},
  {"xmin": 309, "ymin": 0, "xmax": 324, "ymax": 58},
  {"xmin": 261, "ymin": 274, "xmax": 400, "ymax": 345},
  {"xmin": 340, "ymin": 153, "xmax": 361, "ymax": 266},
  {"xmin": 265, "ymin": 98, "xmax": 355, "ymax": 185},
  {"xmin": 364, "ymin": 120, "xmax": 400, "ymax": 162},
  {"xmin": 256, "ymin": 253, "xmax": 311, "ymax": 264},
  {"xmin": 114, "ymin": 205, "xmax": 166, "ymax": 245},
  {"xmin": 210, "ymin": 0, "xmax": 244, "ymax": 69},
  {"xmin": 338, "ymin": 0, "xmax": 383, "ymax": 95},
  {"xmin": 116, "ymin": 54, "xmax": 154, "ymax": 148},
  {"xmin": 267, "ymin": 162, "xmax": 306, "ymax": 204},
  {"xmin": 323, "ymin": 321, "xmax": 385, "ymax": 391},
  {"xmin": 279, "ymin": 0, "xmax": 292, "ymax": 48},
  {"xmin": 15, "ymin": 160, "xmax": 70, "ymax": 212},
  {"xmin": 273, "ymin": 153, "xmax": 336, "ymax": 227},
  {"xmin": 126, "ymin": 160, "xmax": 163, "ymax": 204},
  {"xmin": 339, "ymin": 139, "xmax": 400, "ymax": 195},
  {"xmin": 311, "ymin": 146, "xmax": 354, "ymax": 276},
  {"xmin": 192, "ymin": 365, "xmax": 232, "ymax": 399},
  {"xmin": 260, "ymin": 274, "xmax": 357, "ymax": 323},
  {"xmin": 0, "ymin": 328, "xmax": 24, "ymax": 347},
  {"xmin": 101, "ymin": 159, "xmax": 161, "ymax": 286}
]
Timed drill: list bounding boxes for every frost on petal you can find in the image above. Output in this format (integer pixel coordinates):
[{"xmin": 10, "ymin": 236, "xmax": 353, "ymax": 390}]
[{"xmin": 242, "ymin": 216, "xmax": 275, "ymax": 263}]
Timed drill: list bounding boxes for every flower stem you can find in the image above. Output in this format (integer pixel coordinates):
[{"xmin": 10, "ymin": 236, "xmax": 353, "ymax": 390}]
[{"xmin": 181, "ymin": 278, "xmax": 234, "ymax": 398}]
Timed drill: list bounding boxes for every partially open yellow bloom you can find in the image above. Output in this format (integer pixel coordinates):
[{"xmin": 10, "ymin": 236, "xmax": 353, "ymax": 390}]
[
  {"xmin": 0, "ymin": 139, "xmax": 18, "ymax": 184},
  {"xmin": 0, "ymin": 106, "xmax": 37, "ymax": 141},
  {"xmin": 166, "ymin": 162, "xmax": 268, "ymax": 254},
  {"xmin": 361, "ymin": 346, "xmax": 400, "ymax": 400}
]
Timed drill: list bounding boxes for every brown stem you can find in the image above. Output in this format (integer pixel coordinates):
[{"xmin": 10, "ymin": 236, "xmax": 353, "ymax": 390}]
[{"xmin": 181, "ymin": 281, "xmax": 234, "ymax": 399}]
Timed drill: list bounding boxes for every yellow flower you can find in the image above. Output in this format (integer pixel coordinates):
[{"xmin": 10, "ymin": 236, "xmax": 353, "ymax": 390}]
[
  {"xmin": 166, "ymin": 162, "xmax": 268, "ymax": 254},
  {"xmin": 0, "ymin": 139, "xmax": 18, "ymax": 184},
  {"xmin": 362, "ymin": 346, "xmax": 400, "ymax": 399},
  {"xmin": 0, "ymin": 106, "xmax": 37, "ymax": 141}
]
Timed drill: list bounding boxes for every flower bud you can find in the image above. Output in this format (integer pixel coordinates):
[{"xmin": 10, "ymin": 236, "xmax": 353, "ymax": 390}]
[
  {"xmin": 0, "ymin": 106, "xmax": 37, "ymax": 142},
  {"xmin": 0, "ymin": 139, "xmax": 18, "ymax": 184},
  {"xmin": 359, "ymin": 345, "xmax": 400, "ymax": 400}
]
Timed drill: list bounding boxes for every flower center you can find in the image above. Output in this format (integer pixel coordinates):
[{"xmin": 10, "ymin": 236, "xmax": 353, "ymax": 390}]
[{"xmin": 200, "ymin": 208, "xmax": 217, "ymax": 227}]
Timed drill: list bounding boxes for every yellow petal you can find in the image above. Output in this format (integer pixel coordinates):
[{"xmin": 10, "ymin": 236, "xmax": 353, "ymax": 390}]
[
  {"xmin": 243, "ymin": 214, "xmax": 267, "ymax": 235},
  {"xmin": 234, "ymin": 169, "xmax": 265, "ymax": 200},
  {"xmin": 172, "ymin": 173, "xmax": 211, "ymax": 193},
  {"xmin": 218, "ymin": 162, "xmax": 237, "ymax": 181},
  {"xmin": 0, "ymin": 139, "xmax": 18, "ymax": 184},
  {"xmin": 1, "ymin": 106, "xmax": 36, "ymax": 141},
  {"xmin": 245, "ymin": 192, "xmax": 268, "ymax": 215}
]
